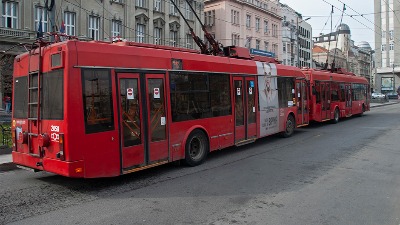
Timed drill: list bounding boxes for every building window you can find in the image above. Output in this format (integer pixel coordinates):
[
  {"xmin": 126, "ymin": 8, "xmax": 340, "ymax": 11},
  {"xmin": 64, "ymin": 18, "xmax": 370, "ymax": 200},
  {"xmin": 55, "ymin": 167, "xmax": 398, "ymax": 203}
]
[
  {"xmin": 246, "ymin": 15, "xmax": 251, "ymax": 28},
  {"xmin": 246, "ymin": 36, "xmax": 251, "ymax": 49},
  {"xmin": 2, "ymin": 1, "xmax": 18, "ymax": 28},
  {"xmin": 264, "ymin": 20, "xmax": 268, "ymax": 33},
  {"xmin": 169, "ymin": 30, "xmax": 178, "ymax": 47},
  {"xmin": 170, "ymin": 0, "xmax": 178, "ymax": 15},
  {"xmin": 112, "ymin": 20, "xmax": 122, "ymax": 38},
  {"xmin": 256, "ymin": 39, "xmax": 260, "ymax": 49},
  {"xmin": 185, "ymin": 1, "xmax": 193, "ymax": 20},
  {"xmin": 136, "ymin": 0, "xmax": 145, "ymax": 8},
  {"xmin": 283, "ymin": 44, "xmax": 286, "ymax": 52},
  {"xmin": 35, "ymin": 7, "xmax": 48, "ymax": 32},
  {"xmin": 136, "ymin": 24, "xmax": 145, "ymax": 43},
  {"xmin": 154, "ymin": 27, "xmax": 162, "ymax": 45},
  {"xmin": 231, "ymin": 10, "xmax": 239, "ymax": 25},
  {"xmin": 64, "ymin": 12, "xmax": 76, "ymax": 36},
  {"xmin": 232, "ymin": 33, "xmax": 239, "ymax": 46},
  {"xmin": 389, "ymin": 42, "xmax": 394, "ymax": 51},
  {"xmin": 389, "ymin": 30, "xmax": 394, "ymax": 40},
  {"xmin": 272, "ymin": 44, "xmax": 277, "ymax": 54},
  {"xmin": 205, "ymin": 10, "xmax": 215, "ymax": 26},
  {"xmin": 89, "ymin": 16, "xmax": 100, "ymax": 40},
  {"xmin": 264, "ymin": 41, "xmax": 269, "ymax": 51},
  {"xmin": 154, "ymin": 0, "xmax": 162, "ymax": 11},
  {"xmin": 186, "ymin": 34, "xmax": 193, "ymax": 49},
  {"xmin": 255, "ymin": 17, "xmax": 260, "ymax": 31},
  {"xmin": 381, "ymin": 44, "xmax": 386, "ymax": 52},
  {"xmin": 272, "ymin": 24, "xmax": 277, "ymax": 37}
]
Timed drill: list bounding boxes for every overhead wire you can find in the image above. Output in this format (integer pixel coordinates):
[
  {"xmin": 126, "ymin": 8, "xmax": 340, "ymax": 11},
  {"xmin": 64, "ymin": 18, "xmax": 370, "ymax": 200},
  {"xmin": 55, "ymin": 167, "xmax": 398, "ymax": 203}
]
[{"xmin": 321, "ymin": 0, "xmax": 400, "ymax": 49}]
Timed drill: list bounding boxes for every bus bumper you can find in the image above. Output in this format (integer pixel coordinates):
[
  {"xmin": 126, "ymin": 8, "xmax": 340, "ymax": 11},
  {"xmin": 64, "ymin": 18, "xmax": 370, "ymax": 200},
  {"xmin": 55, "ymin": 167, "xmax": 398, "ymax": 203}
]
[{"xmin": 12, "ymin": 151, "xmax": 85, "ymax": 178}]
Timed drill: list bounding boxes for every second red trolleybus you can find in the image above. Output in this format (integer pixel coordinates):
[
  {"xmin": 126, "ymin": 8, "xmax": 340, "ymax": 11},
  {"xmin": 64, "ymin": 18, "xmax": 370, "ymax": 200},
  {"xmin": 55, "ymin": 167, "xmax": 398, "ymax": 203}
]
[
  {"xmin": 303, "ymin": 68, "xmax": 370, "ymax": 123},
  {"xmin": 11, "ymin": 40, "xmax": 316, "ymax": 178}
]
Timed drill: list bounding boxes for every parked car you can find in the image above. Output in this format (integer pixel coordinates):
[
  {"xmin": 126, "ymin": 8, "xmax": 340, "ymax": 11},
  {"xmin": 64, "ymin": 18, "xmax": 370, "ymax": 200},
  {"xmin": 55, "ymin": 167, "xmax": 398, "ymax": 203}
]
[
  {"xmin": 372, "ymin": 92, "xmax": 386, "ymax": 99},
  {"xmin": 386, "ymin": 92, "xmax": 399, "ymax": 99}
]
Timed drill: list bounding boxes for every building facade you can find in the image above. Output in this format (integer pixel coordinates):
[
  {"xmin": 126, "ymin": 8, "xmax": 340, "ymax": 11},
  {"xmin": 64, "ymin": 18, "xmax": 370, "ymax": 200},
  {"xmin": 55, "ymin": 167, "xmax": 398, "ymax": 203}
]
[
  {"xmin": 313, "ymin": 24, "xmax": 372, "ymax": 81},
  {"xmin": 374, "ymin": 0, "xmax": 400, "ymax": 93},
  {"xmin": 0, "ymin": 0, "xmax": 204, "ymax": 107},
  {"xmin": 280, "ymin": 3, "xmax": 312, "ymax": 68},
  {"xmin": 204, "ymin": 0, "xmax": 282, "ymax": 60}
]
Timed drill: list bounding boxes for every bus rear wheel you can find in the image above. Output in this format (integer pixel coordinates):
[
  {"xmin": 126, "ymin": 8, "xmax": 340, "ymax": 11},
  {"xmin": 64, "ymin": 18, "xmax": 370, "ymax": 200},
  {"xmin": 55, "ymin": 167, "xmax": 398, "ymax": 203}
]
[
  {"xmin": 184, "ymin": 130, "xmax": 209, "ymax": 166},
  {"xmin": 332, "ymin": 108, "xmax": 340, "ymax": 124},
  {"xmin": 282, "ymin": 115, "xmax": 295, "ymax": 138}
]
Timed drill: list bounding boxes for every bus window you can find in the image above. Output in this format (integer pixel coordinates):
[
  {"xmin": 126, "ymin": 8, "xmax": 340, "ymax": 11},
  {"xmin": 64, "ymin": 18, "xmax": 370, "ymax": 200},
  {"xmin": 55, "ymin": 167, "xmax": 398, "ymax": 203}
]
[
  {"xmin": 82, "ymin": 69, "xmax": 114, "ymax": 134},
  {"xmin": 41, "ymin": 70, "xmax": 64, "ymax": 120},
  {"xmin": 13, "ymin": 76, "xmax": 28, "ymax": 118},
  {"xmin": 170, "ymin": 73, "xmax": 230, "ymax": 122},
  {"xmin": 277, "ymin": 77, "xmax": 295, "ymax": 108}
]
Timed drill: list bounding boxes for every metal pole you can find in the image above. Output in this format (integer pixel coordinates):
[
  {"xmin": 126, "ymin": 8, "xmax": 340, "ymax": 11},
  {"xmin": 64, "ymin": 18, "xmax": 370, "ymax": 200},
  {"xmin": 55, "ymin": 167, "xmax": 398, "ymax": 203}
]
[{"xmin": 393, "ymin": 64, "xmax": 396, "ymax": 92}]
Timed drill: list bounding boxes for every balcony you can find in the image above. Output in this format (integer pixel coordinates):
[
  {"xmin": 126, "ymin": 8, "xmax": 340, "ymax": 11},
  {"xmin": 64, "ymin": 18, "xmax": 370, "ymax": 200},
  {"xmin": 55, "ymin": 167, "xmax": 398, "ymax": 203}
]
[{"xmin": 0, "ymin": 27, "xmax": 36, "ymax": 43}]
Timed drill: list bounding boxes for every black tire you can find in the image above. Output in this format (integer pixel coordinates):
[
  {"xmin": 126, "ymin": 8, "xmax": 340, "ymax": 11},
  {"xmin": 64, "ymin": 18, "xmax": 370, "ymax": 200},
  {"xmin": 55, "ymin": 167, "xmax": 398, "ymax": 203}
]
[
  {"xmin": 184, "ymin": 130, "xmax": 209, "ymax": 166},
  {"xmin": 332, "ymin": 108, "xmax": 340, "ymax": 124},
  {"xmin": 358, "ymin": 104, "xmax": 365, "ymax": 117},
  {"xmin": 281, "ymin": 114, "xmax": 295, "ymax": 138}
]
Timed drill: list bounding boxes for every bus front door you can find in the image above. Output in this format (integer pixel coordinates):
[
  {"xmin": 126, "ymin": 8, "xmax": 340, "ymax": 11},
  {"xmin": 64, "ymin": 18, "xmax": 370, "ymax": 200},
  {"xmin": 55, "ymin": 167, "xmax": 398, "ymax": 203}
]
[
  {"xmin": 296, "ymin": 79, "xmax": 309, "ymax": 126},
  {"xmin": 233, "ymin": 77, "xmax": 257, "ymax": 144},
  {"xmin": 117, "ymin": 73, "xmax": 168, "ymax": 173}
]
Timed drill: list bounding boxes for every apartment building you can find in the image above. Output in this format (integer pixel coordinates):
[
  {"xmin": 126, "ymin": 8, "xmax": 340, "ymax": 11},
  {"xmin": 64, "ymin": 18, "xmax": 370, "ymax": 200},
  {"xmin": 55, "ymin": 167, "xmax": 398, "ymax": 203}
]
[
  {"xmin": 374, "ymin": 0, "xmax": 399, "ymax": 93},
  {"xmin": 280, "ymin": 3, "xmax": 312, "ymax": 68},
  {"xmin": 204, "ymin": 0, "xmax": 282, "ymax": 60}
]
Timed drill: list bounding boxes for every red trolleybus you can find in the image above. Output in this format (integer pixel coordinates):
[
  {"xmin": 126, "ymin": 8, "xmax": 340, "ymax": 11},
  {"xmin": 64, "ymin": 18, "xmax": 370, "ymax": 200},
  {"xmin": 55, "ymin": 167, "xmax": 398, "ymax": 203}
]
[
  {"xmin": 11, "ymin": 40, "xmax": 308, "ymax": 178},
  {"xmin": 302, "ymin": 68, "xmax": 370, "ymax": 123}
]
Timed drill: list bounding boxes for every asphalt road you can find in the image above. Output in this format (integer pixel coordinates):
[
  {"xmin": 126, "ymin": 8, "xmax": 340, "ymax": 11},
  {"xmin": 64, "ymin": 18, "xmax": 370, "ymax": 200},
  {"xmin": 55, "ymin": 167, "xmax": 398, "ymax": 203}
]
[{"xmin": 1, "ymin": 104, "xmax": 400, "ymax": 225}]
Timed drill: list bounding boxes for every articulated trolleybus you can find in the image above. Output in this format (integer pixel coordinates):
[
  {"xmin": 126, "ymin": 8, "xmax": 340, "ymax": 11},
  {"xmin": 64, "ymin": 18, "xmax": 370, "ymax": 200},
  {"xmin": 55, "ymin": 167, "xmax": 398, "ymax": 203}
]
[{"xmin": 11, "ymin": 38, "xmax": 369, "ymax": 178}]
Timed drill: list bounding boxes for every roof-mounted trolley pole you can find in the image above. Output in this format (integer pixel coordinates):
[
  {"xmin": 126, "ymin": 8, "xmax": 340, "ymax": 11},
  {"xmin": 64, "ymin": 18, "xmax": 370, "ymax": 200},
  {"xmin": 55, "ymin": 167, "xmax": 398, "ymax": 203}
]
[
  {"xmin": 183, "ymin": 0, "xmax": 223, "ymax": 56},
  {"xmin": 169, "ymin": 0, "xmax": 209, "ymax": 54}
]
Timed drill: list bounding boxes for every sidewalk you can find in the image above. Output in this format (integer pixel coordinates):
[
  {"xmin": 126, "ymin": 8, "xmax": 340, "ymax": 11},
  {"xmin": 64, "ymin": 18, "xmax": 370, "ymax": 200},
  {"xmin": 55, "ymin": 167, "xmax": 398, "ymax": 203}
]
[
  {"xmin": 0, "ymin": 100, "xmax": 399, "ymax": 168},
  {"xmin": 370, "ymin": 99, "xmax": 400, "ymax": 108}
]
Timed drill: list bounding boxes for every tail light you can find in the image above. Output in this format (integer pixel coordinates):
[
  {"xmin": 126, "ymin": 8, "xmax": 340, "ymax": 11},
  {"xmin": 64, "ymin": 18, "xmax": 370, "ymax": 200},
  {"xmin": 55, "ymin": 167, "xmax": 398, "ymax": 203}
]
[{"xmin": 56, "ymin": 133, "xmax": 65, "ymax": 161}]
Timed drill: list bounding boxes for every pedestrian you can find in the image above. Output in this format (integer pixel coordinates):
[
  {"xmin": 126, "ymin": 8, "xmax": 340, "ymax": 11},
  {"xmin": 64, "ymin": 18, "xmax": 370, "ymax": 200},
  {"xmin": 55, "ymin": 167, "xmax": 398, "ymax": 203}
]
[{"xmin": 5, "ymin": 95, "xmax": 11, "ymax": 114}]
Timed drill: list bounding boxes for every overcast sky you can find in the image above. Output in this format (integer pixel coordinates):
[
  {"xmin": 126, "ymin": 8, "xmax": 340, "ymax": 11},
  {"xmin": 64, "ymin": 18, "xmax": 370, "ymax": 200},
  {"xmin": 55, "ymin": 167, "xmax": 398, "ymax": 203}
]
[{"xmin": 280, "ymin": 0, "xmax": 375, "ymax": 49}]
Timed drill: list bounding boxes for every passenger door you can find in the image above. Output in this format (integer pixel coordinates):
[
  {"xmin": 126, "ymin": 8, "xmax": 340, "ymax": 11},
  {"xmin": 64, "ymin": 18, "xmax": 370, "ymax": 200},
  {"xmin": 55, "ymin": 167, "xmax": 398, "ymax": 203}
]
[
  {"xmin": 321, "ymin": 82, "xmax": 330, "ymax": 120},
  {"xmin": 345, "ymin": 84, "xmax": 352, "ymax": 115},
  {"xmin": 233, "ymin": 76, "xmax": 257, "ymax": 144},
  {"xmin": 296, "ymin": 79, "xmax": 309, "ymax": 126},
  {"xmin": 117, "ymin": 73, "xmax": 168, "ymax": 173}
]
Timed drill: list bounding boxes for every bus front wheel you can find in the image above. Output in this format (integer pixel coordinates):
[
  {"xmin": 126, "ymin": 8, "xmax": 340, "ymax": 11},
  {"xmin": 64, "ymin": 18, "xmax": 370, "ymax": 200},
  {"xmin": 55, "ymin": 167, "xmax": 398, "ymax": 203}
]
[
  {"xmin": 282, "ymin": 115, "xmax": 295, "ymax": 138},
  {"xmin": 184, "ymin": 130, "xmax": 209, "ymax": 166}
]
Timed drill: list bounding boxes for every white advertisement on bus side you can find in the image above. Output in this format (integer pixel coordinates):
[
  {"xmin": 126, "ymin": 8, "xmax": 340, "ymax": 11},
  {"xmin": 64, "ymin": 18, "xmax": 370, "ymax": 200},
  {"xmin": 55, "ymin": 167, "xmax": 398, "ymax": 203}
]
[{"xmin": 256, "ymin": 62, "xmax": 279, "ymax": 137}]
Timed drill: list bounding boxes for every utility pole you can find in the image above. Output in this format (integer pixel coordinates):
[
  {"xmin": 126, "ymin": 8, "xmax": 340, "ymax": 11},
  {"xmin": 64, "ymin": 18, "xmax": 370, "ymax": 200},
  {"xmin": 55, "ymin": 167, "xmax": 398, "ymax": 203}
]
[{"xmin": 393, "ymin": 63, "xmax": 396, "ymax": 92}]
